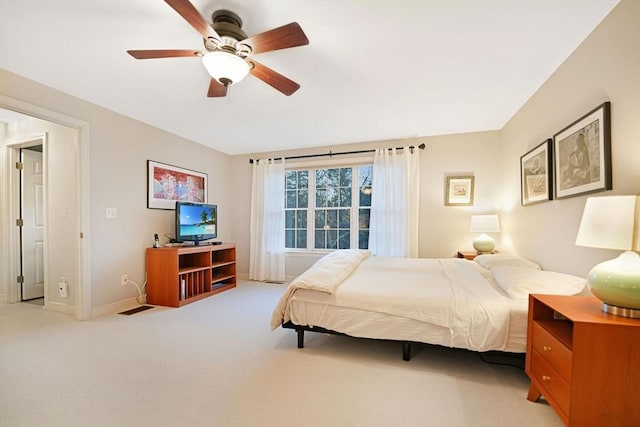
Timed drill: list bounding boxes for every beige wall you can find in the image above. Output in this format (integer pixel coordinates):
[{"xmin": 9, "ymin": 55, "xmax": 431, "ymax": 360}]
[
  {"xmin": 499, "ymin": 0, "xmax": 640, "ymax": 276},
  {"xmin": 1, "ymin": 0, "xmax": 637, "ymax": 312},
  {"xmin": 0, "ymin": 69, "xmax": 234, "ymax": 315},
  {"xmin": 232, "ymin": 130, "xmax": 502, "ymax": 278}
]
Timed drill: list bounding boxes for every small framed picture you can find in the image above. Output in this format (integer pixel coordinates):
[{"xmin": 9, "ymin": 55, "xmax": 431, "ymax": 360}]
[
  {"xmin": 445, "ymin": 176, "xmax": 474, "ymax": 206},
  {"xmin": 147, "ymin": 160, "xmax": 207, "ymax": 209},
  {"xmin": 553, "ymin": 102, "xmax": 611, "ymax": 199},
  {"xmin": 520, "ymin": 139, "xmax": 553, "ymax": 206}
]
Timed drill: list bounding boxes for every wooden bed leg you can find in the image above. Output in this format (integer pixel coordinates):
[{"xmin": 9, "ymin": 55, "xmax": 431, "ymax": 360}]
[
  {"xmin": 297, "ymin": 328, "xmax": 304, "ymax": 349},
  {"xmin": 402, "ymin": 342, "xmax": 411, "ymax": 361}
]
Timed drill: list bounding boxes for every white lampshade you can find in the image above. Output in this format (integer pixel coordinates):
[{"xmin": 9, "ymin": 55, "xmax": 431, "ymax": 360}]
[
  {"xmin": 469, "ymin": 215, "xmax": 500, "ymax": 233},
  {"xmin": 576, "ymin": 195, "xmax": 640, "ymax": 250},
  {"xmin": 469, "ymin": 214, "xmax": 500, "ymax": 253},
  {"xmin": 202, "ymin": 51, "xmax": 250, "ymax": 86},
  {"xmin": 576, "ymin": 195, "xmax": 640, "ymax": 318}
]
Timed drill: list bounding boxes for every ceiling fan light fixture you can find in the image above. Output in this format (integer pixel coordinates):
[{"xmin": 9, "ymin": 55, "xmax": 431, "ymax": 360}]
[{"xmin": 202, "ymin": 51, "xmax": 250, "ymax": 86}]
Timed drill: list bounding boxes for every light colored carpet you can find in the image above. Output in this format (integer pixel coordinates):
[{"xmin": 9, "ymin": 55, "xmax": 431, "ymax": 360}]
[{"xmin": 0, "ymin": 281, "xmax": 562, "ymax": 427}]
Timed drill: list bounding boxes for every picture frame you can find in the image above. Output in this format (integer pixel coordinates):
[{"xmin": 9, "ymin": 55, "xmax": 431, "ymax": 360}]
[
  {"xmin": 520, "ymin": 139, "xmax": 553, "ymax": 206},
  {"xmin": 553, "ymin": 102, "xmax": 611, "ymax": 199},
  {"xmin": 445, "ymin": 175, "xmax": 474, "ymax": 206},
  {"xmin": 147, "ymin": 160, "xmax": 207, "ymax": 209}
]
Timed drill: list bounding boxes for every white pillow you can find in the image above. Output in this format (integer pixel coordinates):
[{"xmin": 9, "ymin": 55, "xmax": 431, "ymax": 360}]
[
  {"xmin": 474, "ymin": 254, "xmax": 541, "ymax": 270},
  {"xmin": 492, "ymin": 266, "xmax": 587, "ymax": 299}
]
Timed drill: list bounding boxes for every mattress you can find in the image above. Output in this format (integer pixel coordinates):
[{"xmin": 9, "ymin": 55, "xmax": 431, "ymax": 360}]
[
  {"xmin": 287, "ymin": 286, "xmax": 528, "ymax": 353},
  {"xmin": 274, "ymin": 252, "xmax": 529, "ymax": 353}
]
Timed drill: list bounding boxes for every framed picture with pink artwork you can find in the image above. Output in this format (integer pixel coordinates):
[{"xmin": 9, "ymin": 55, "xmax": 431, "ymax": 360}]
[{"xmin": 147, "ymin": 160, "xmax": 207, "ymax": 209}]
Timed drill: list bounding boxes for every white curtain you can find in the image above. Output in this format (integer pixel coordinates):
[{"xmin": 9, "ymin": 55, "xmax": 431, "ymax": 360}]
[
  {"xmin": 249, "ymin": 158, "xmax": 286, "ymax": 282},
  {"xmin": 369, "ymin": 147, "xmax": 420, "ymax": 257}
]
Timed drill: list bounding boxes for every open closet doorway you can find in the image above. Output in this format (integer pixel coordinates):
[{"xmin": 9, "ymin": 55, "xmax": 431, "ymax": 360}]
[
  {"xmin": 1, "ymin": 95, "xmax": 92, "ymax": 320},
  {"xmin": 19, "ymin": 141, "xmax": 46, "ymax": 301}
]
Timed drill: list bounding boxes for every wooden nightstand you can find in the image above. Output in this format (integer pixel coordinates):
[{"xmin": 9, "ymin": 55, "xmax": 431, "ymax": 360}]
[
  {"xmin": 526, "ymin": 294, "xmax": 640, "ymax": 426},
  {"xmin": 456, "ymin": 251, "xmax": 478, "ymax": 260},
  {"xmin": 456, "ymin": 250, "xmax": 497, "ymax": 260}
]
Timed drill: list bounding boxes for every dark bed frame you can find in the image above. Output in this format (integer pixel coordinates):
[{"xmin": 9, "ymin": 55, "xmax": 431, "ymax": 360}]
[
  {"xmin": 282, "ymin": 321, "xmax": 414, "ymax": 361},
  {"xmin": 281, "ymin": 321, "xmax": 526, "ymax": 368}
]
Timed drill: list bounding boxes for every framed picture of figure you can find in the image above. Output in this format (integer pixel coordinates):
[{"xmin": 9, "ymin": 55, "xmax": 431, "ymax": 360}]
[{"xmin": 553, "ymin": 102, "xmax": 611, "ymax": 199}]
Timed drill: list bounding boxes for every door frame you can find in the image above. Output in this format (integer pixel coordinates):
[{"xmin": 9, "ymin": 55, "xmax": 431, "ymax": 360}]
[
  {"xmin": 1, "ymin": 94, "xmax": 91, "ymax": 320},
  {"xmin": 8, "ymin": 135, "xmax": 48, "ymax": 302}
]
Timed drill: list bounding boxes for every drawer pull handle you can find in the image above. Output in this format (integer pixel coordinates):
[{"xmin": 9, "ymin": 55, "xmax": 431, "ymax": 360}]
[
  {"xmin": 542, "ymin": 375, "xmax": 551, "ymax": 382},
  {"xmin": 543, "ymin": 345, "xmax": 551, "ymax": 352}
]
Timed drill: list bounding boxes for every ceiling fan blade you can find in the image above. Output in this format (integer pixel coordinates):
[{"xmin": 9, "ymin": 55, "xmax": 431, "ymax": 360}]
[
  {"xmin": 239, "ymin": 22, "xmax": 309, "ymax": 55},
  {"xmin": 249, "ymin": 60, "xmax": 300, "ymax": 96},
  {"xmin": 164, "ymin": 0, "xmax": 220, "ymax": 41},
  {"xmin": 127, "ymin": 49, "xmax": 201, "ymax": 59},
  {"xmin": 207, "ymin": 79, "xmax": 228, "ymax": 97}
]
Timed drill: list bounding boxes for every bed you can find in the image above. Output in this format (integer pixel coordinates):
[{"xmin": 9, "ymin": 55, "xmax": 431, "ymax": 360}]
[{"xmin": 271, "ymin": 250, "xmax": 587, "ymax": 360}]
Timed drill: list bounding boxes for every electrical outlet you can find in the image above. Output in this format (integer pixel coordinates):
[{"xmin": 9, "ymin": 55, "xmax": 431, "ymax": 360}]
[
  {"xmin": 120, "ymin": 274, "xmax": 128, "ymax": 286},
  {"xmin": 58, "ymin": 281, "xmax": 68, "ymax": 298}
]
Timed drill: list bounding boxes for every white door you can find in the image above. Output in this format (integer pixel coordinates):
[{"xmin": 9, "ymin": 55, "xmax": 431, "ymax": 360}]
[{"xmin": 21, "ymin": 148, "xmax": 45, "ymax": 300}]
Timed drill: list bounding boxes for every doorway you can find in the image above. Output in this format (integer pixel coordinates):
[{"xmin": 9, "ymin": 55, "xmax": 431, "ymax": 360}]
[{"xmin": 1, "ymin": 95, "xmax": 91, "ymax": 320}]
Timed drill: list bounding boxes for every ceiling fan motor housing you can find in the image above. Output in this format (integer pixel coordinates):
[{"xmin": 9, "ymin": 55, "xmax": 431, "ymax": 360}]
[{"xmin": 205, "ymin": 10, "xmax": 248, "ymax": 52}]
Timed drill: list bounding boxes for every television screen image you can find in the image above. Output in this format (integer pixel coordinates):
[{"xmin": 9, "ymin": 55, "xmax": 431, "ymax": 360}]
[{"xmin": 175, "ymin": 202, "xmax": 217, "ymax": 244}]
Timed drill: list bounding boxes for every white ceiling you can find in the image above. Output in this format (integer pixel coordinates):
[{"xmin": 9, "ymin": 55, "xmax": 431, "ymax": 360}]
[{"xmin": 0, "ymin": 0, "xmax": 619, "ymax": 155}]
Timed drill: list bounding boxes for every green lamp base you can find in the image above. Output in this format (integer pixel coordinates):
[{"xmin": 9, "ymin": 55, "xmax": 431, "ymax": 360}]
[
  {"xmin": 588, "ymin": 251, "xmax": 640, "ymax": 318},
  {"xmin": 473, "ymin": 233, "xmax": 495, "ymax": 254}
]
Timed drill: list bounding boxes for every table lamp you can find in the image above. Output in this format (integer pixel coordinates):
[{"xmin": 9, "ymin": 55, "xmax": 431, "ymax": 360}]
[
  {"xmin": 469, "ymin": 214, "xmax": 500, "ymax": 254},
  {"xmin": 575, "ymin": 195, "xmax": 640, "ymax": 318}
]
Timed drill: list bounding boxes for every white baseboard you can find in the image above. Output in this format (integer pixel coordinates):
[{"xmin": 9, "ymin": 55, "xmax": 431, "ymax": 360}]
[{"xmin": 45, "ymin": 300, "xmax": 75, "ymax": 315}]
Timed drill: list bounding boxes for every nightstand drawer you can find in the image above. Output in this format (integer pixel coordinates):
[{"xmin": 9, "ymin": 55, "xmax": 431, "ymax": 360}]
[
  {"xmin": 531, "ymin": 349, "xmax": 570, "ymax": 417},
  {"xmin": 531, "ymin": 321, "xmax": 572, "ymax": 382}
]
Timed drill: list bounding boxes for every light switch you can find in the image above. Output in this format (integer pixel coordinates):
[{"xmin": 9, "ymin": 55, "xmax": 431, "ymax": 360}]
[
  {"xmin": 106, "ymin": 208, "xmax": 117, "ymax": 219},
  {"xmin": 61, "ymin": 207, "xmax": 68, "ymax": 218}
]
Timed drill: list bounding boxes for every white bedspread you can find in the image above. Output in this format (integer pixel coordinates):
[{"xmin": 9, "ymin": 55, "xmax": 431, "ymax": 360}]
[
  {"xmin": 272, "ymin": 251, "xmax": 512, "ymax": 352},
  {"xmin": 270, "ymin": 249, "xmax": 371, "ymax": 329}
]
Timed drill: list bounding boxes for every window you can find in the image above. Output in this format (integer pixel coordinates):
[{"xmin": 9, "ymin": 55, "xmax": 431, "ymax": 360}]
[{"xmin": 285, "ymin": 165, "xmax": 372, "ymax": 250}]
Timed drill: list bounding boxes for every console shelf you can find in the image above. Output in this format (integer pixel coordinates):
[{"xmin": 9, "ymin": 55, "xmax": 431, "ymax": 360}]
[{"xmin": 146, "ymin": 243, "xmax": 236, "ymax": 307}]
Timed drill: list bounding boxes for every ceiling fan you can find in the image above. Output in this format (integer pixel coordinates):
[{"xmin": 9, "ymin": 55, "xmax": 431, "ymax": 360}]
[{"xmin": 127, "ymin": 0, "xmax": 309, "ymax": 97}]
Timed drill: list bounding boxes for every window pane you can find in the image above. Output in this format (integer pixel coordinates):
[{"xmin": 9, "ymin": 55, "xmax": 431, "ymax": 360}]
[
  {"xmin": 315, "ymin": 229, "xmax": 325, "ymax": 249},
  {"xmin": 359, "ymin": 208, "xmax": 370, "ymax": 229},
  {"xmin": 316, "ymin": 188, "xmax": 327, "ymax": 207},
  {"xmin": 327, "ymin": 229, "xmax": 338, "ymax": 249},
  {"xmin": 327, "ymin": 168, "xmax": 339, "ymax": 187},
  {"xmin": 285, "ymin": 210, "xmax": 295, "ymax": 228},
  {"xmin": 316, "ymin": 169, "xmax": 327, "ymax": 188},
  {"xmin": 296, "ymin": 210, "xmax": 307, "ymax": 228},
  {"xmin": 286, "ymin": 171, "xmax": 297, "ymax": 189},
  {"xmin": 339, "ymin": 168, "xmax": 352, "ymax": 186},
  {"xmin": 298, "ymin": 170, "xmax": 309, "ymax": 189},
  {"xmin": 359, "ymin": 230, "xmax": 369, "ymax": 249},
  {"xmin": 286, "ymin": 190, "xmax": 297, "ymax": 209},
  {"xmin": 359, "ymin": 165, "xmax": 372, "ymax": 187},
  {"xmin": 315, "ymin": 210, "xmax": 325, "ymax": 228},
  {"xmin": 338, "ymin": 230, "xmax": 350, "ymax": 249},
  {"xmin": 296, "ymin": 231, "xmax": 307, "ymax": 248},
  {"xmin": 326, "ymin": 187, "xmax": 338, "ymax": 207},
  {"xmin": 326, "ymin": 209, "xmax": 338, "ymax": 228},
  {"xmin": 286, "ymin": 230, "xmax": 295, "ymax": 248},
  {"xmin": 340, "ymin": 187, "xmax": 352, "ymax": 207},
  {"xmin": 339, "ymin": 209, "xmax": 350, "ymax": 228},
  {"xmin": 359, "ymin": 189, "xmax": 372, "ymax": 207},
  {"xmin": 298, "ymin": 189, "xmax": 308, "ymax": 208}
]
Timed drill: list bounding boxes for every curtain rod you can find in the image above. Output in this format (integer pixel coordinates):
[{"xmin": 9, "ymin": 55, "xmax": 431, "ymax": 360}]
[{"xmin": 249, "ymin": 143, "xmax": 425, "ymax": 164}]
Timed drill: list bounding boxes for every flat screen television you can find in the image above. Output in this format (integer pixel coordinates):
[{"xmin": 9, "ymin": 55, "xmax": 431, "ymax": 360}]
[{"xmin": 175, "ymin": 201, "xmax": 217, "ymax": 245}]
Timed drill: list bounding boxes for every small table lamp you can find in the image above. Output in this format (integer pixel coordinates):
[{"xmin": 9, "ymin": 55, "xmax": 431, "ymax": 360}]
[
  {"xmin": 575, "ymin": 195, "xmax": 640, "ymax": 318},
  {"xmin": 469, "ymin": 214, "xmax": 500, "ymax": 254}
]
